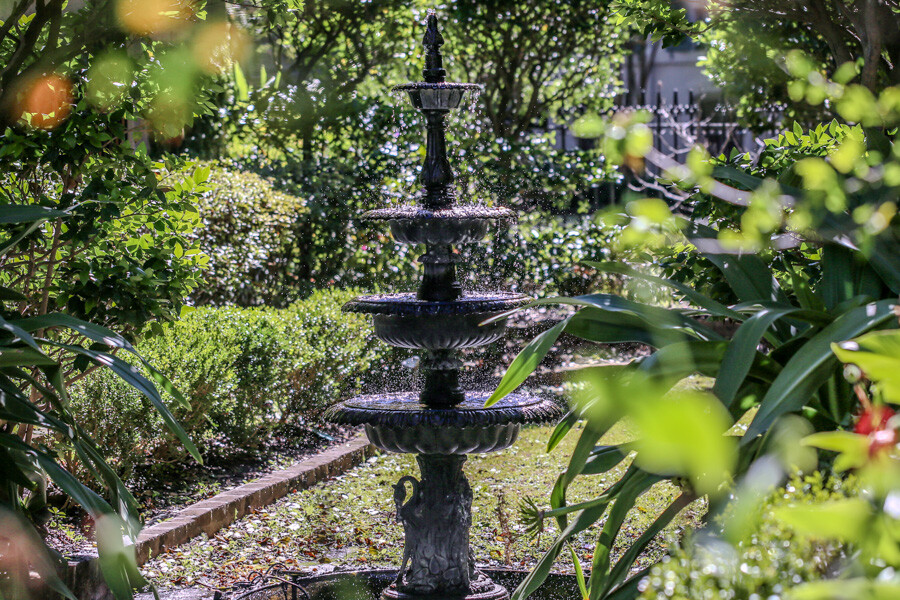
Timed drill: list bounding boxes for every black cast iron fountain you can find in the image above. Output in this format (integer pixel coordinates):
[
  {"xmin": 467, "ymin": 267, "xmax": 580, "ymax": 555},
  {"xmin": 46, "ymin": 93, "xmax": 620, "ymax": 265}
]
[{"xmin": 321, "ymin": 14, "xmax": 563, "ymax": 600}]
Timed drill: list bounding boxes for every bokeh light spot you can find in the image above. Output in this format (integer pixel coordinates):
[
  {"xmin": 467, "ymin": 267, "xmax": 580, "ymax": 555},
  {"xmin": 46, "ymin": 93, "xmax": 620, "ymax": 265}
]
[
  {"xmin": 86, "ymin": 51, "xmax": 135, "ymax": 111},
  {"xmin": 116, "ymin": 0, "xmax": 193, "ymax": 36},
  {"xmin": 15, "ymin": 73, "xmax": 73, "ymax": 129},
  {"xmin": 193, "ymin": 21, "xmax": 249, "ymax": 75}
]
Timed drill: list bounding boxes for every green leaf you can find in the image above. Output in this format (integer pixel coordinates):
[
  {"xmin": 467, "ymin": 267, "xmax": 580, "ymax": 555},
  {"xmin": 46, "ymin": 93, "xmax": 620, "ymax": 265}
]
[
  {"xmin": 95, "ymin": 514, "xmax": 147, "ymax": 600},
  {"xmin": 629, "ymin": 390, "xmax": 736, "ymax": 495},
  {"xmin": 637, "ymin": 341, "xmax": 731, "ymax": 385},
  {"xmin": 714, "ymin": 307, "xmax": 796, "ymax": 408},
  {"xmin": 685, "ymin": 222, "xmax": 788, "ymax": 305},
  {"xmin": 15, "ymin": 313, "xmax": 134, "ymax": 350},
  {"xmin": 486, "ymin": 317, "xmax": 569, "ymax": 406},
  {"xmin": 533, "ymin": 294, "xmax": 723, "ymax": 342},
  {"xmin": 602, "ymin": 493, "xmax": 694, "ymax": 596},
  {"xmin": 581, "ymin": 445, "xmax": 627, "ymax": 476},
  {"xmin": 511, "ymin": 467, "xmax": 643, "ymax": 600},
  {"xmin": 801, "ymin": 431, "xmax": 869, "ymax": 472},
  {"xmin": 832, "ymin": 330, "xmax": 900, "ymax": 402},
  {"xmin": 50, "ymin": 343, "xmax": 202, "ymax": 463},
  {"xmin": 0, "ymin": 433, "xmax": 114, "ymax": 519},
  {"xmin": 0, "ymin": 347, "xmax": 58, "ymax": 367},
  {"xmin": 582, "ymin": 261, "xmax": 742, "ymax": 320},
  {"xmin": 565, "ymin": 308, "xmax": 697, "ymax": 347},
  {"xmin": 552, "ymin": 423, "xmax": 606, "ymax": 529},
  {"xmin": 788, "ymin": 579, "xmax": 900, "ymax": 600},
  {"xmin": 587, "ymin": 473, "xmax": 660, "ymax": 600},
  {"xmin": 0, "ymin": 205, "xmax": 67, "ymax": 224},
  {"xmin": 0, "ymin": 286, "xmax": 27, "ymax": 301},
  {"xmin": 546, "ymin": 409, "xmax": 578, "ymax": 452},
  {"xmin": 743, "ymin": 299, "xmax": 898, "ymax": 442},
  {"xmin": 569, "ymin": 545, "xmax": 588, "ymax": 600},
  {"xmin": 773, "ymin": 498, "xmax": 871, "ymax": 542},
  {"xmin": 234, "ymin": 62, "xmax": 249, "ymax": 101}
]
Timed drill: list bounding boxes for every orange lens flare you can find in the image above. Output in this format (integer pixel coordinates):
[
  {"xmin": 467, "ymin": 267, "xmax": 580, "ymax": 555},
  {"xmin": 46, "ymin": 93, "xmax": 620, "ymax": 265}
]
[
  {"xmin": 116, "ymin": 0, "xmax": 194, "ymax": 37},
  {"xmin": 15, "ymin": 74, "xmax": 73, "ymax": 129}
]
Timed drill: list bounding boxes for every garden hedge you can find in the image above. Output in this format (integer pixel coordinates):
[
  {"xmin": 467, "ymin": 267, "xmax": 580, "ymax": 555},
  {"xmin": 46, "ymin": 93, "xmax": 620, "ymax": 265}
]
[
  {"xmin": 64, "ymin": 289, "xmax": 389, "ymax": 479},
  {"xmin": 189, "ymin": 160, "xmax": 634, "ymax": 307}
]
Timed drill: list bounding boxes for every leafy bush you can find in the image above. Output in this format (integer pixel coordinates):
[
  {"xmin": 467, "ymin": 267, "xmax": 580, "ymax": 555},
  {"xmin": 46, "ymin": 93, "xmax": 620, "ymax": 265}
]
[
  {"xmin": 657, "ymin": 121, "xmax": 850, "ymax": 306},
  {"xmin": 0, "ymin": 211, "xmax": 200, "ymax": 600},
  {"xmin": 496, "ymin": 73, "xmax": 900, "ymax": 599},
  {"xmin": 638, "ymin": 472, "xmax": 854, "ymax": 600},
  {"xmin": 190, "ymin": 164, "xmax": 632, "ymax": 306},
  {"xmin": 66, "ymin": 289, "xmax": 388, "ymax": 478},
  {"xmin": 189, "ymin": 163, "xmax": 313, "ymax": 306}
]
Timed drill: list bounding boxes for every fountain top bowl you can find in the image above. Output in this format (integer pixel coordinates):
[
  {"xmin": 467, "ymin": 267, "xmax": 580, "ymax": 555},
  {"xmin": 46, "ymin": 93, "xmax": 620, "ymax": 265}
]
[
  {"xmin": 361, "ymin": 204, "xmax": 514, "ymax": 220},
  {"xmin": 392, "ymin": 82, "xmax": 483, "ymax": 92},
  {"xmin": 393, "ymin": 82, "xmax": 483, "ymax": 111}
]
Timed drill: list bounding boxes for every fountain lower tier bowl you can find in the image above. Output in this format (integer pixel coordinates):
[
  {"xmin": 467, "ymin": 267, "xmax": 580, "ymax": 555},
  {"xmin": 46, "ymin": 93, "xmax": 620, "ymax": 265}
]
[
  {"xmin": 324, "ymin": 392, "xmax": 563, "ymax": 454},
  {"xmin": 344, "ymin": 293, "xmax": 529, "ymax": 350},
  {"xmin": 362, "ymin": 205, "xmax": 514, "ymax": 245}
]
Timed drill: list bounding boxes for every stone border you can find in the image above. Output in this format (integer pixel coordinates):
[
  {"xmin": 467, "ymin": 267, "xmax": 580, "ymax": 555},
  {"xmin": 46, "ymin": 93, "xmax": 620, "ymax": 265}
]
[
  {"xmin": 55, "ymin": 434, "xmax": 374, "ymax": 600},
  {"xmin": 135, "ymin": 433, "xmax": 374, "ymax": 564}
]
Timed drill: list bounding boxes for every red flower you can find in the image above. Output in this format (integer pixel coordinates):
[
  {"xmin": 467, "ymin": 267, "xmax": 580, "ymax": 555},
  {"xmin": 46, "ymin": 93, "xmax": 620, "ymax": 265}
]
[{"xmin": 854, "ymin": 405, "xmax": 896, "ymax": 435}]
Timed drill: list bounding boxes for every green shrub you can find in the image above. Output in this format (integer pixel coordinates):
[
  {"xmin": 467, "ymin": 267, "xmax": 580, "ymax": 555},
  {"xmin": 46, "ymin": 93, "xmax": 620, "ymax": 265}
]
[
  {"xmin": 66, "ymin": 289, "xmax": 387, "ymax": 479},
  {"xmin": 656, "ymin": 122, "xmax": 849, "ymax": 306},
  {"xmin": 268, "ymin": 289, "xmax": 391, "ymax": 419},
  {"xmin": 189, "ymin": 162, "xmax": 314, "ymax": 307},
  {"xmin": 639, "ymin": 472, "xmax": 855, "ymax": 600},
  {"xmin": 191, "ymin": 164, "xmax": 632, "ymax": 306}
]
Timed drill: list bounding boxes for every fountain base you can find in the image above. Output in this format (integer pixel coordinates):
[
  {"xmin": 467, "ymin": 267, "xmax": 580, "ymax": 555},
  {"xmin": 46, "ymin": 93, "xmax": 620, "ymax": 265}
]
[{"xmin": 382, "ymin": 572, "xmax": 509, "ymax": 600}]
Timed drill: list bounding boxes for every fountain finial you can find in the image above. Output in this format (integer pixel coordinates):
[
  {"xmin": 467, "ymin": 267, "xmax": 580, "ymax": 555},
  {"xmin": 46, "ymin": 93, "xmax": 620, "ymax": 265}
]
[{"xmin": 422, "ymin": 12, "xmax": 446, "ymax": 83}]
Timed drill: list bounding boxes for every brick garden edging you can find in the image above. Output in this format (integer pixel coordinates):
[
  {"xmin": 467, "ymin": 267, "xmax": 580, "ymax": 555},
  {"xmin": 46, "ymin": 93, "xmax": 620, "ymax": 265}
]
[
  {"xmin": 56, "ymin": 433, "xmax": 374, "ymax": 600},
  {"xmin": 135, "ymin": 433, "xmax": 374, "ymax": 564}
]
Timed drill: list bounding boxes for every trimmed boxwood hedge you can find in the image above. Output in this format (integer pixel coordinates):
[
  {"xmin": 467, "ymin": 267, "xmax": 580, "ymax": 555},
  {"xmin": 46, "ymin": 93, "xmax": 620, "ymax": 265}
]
[{"xmin": 62, "ymin": 289, "xmax": 388, "ymax": 479}]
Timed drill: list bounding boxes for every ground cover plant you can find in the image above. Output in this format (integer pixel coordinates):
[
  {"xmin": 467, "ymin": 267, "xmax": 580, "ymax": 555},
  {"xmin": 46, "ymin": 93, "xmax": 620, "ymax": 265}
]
[{"xmin": 141, "ymin": 424, "xmax": 703, "ymax": 591}]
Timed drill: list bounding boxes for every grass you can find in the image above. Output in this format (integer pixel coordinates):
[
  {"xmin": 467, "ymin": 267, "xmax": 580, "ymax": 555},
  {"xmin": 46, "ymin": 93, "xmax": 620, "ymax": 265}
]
[{"xmin": 142, "ymin": 423, "xmax": 704, "ymax": 591}]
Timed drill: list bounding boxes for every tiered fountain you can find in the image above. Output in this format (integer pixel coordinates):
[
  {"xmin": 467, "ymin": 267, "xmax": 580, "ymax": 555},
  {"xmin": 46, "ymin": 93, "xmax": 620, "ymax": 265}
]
[{"xmin": 324, "ymin": 14, "xmax": 562, "ymax": 600}]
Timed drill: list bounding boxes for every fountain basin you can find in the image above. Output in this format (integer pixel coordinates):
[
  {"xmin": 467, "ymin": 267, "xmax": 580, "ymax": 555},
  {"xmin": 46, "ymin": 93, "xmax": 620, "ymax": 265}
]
[
  {"xmin": 324, "ymin": 392, "xmax": 563, "ymax": 454},
  {"xmin": 227, "ymin": 568, "xmax": 583, "ymax": 600},
  {"xmin": 345, "ymin": 293, "xmax": 529, "ymax": 349},
  {"xmin": 365, "ymin": 423, "xmax": 519, "ymax": 454},
  {"xmin": 392, "ymin": 82, "xmax": 483, "ymax": 110},
  {"xmin": 373, "ymin": 313, "xmax": 506, "ymax": 349}
]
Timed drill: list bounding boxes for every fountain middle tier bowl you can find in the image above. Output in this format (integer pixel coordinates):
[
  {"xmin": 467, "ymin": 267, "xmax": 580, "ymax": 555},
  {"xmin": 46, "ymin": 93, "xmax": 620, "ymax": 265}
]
[
  {"xmin": 324, "ymin": 391, "xmax": 563, "ymax": 454},
  {"xmin": 343, "ymin": 292, "xmax": 530, "ymax": 349},
  {"xmin": 362, "ymin": 205, "xmax": 515, "ymax": 245}
]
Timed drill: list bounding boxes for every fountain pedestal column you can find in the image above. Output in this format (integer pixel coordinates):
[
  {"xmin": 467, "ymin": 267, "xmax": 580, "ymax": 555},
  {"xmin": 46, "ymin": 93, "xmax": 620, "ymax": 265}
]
[
  {"xmin": 391, "ymin": 455, "xmax": 473, "ymax": 596},
  {"xmin": 387, "ymin": 454, "xmax": 507, "ymax": 600}
]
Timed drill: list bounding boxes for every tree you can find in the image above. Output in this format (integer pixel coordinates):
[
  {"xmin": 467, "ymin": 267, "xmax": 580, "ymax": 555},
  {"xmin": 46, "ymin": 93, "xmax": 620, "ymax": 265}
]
[
  {"xmin": 0, "ymin": 2, "xmax": 256, "ymax": 596},
  {"xmin": 618, "ymin": 0, "xmax": 900, "ymax": 125},
  {"xmin": 445, "ymin": 0, "xmax": 627, "ymax": 140}
]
